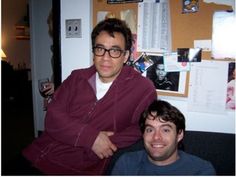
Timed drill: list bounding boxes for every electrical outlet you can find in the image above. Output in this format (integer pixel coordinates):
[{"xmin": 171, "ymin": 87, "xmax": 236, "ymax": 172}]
[{"xmin": 65, "ymin": 19, "xmax": 82, "ymax": 38}]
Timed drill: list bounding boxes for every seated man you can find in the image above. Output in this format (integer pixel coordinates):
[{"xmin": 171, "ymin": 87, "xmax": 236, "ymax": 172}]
[
  {"xmin": 17, "ymin": 18, "xmax": 156, "ymax": 175},
  {"xmin": 111, "ymin": 100, "xmax": 216, "ymax": 175}
]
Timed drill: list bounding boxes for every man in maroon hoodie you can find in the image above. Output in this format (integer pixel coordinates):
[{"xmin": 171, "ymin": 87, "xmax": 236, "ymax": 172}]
[{"xmin": 19, "ymin": 18, "xmax": 156, "ymax": 175}]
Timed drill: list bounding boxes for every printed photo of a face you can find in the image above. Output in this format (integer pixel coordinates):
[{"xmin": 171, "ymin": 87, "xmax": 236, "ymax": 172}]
[
  {"xmin": 155, "ymin": 64, "xmax": 167, "ymax": 81},
  {"xmin": 146, "ymin": 56, "xmax": 179, "ymax": 92}
]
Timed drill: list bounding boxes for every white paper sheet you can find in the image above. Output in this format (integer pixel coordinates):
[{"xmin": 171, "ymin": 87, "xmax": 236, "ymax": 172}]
[
  {"xmin": 120, "ymin": 9, "xmax": 137, "ymax": 34},
  {"xmin": 211, "ymin": 11, "xmax": 236, "ymax": 59},
  {"xmin": 97, "ymin": 11, "xmax": 115, "ymax": 24},
  {"xmin": 137, "ymin": 0, "xmax": 172, "ymax": 53},
  {"xmin": 188, "ymin": 60, "xmax": 228, "ymax": 114}
]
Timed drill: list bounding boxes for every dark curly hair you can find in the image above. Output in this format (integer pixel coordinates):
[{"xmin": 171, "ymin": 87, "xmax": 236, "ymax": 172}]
[
  {"xmin": 91, "ymin": 18, "xmax": 133, "ymax": 56},
  {"xmin": 139, "ymin": 99, "xmax": 185, "ymax": 135}
]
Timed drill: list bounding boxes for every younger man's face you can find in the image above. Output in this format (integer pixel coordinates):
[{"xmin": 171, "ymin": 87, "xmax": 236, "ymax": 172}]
[{"xmin": 143, "ymin": 114, "xmax": 183, "ymax": 166}]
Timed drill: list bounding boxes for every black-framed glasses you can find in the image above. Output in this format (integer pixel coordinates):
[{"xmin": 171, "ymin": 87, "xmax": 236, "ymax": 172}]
[{"xmin": 92, "ymin": 46, "xmax": 125, "ymax": 58}]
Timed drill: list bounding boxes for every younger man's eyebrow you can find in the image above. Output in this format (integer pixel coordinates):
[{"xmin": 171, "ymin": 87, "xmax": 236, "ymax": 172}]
[
  {"xmin": 144, "ymin": 122, "xmax": 174, "ymax": 129},
  {"xmin": 144, "ymin": 124, "xmax": 154, "ymax": 128},
  {"xmin": 160, "ymin": 123, "xmax": 174, "ymax": 129}
]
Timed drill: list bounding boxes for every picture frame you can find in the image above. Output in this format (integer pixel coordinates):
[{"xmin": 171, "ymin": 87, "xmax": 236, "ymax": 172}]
[{"xmin": 144, "ymin": 53, "xmax": 189, "ymax": 97}]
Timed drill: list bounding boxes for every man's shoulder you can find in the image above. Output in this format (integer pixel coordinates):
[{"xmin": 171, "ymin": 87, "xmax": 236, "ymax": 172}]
[
  {"xmin": 180, "ymin": 150, "xmax": 209, "ymax": 163},
  {"xmin": 71, "ymin": 65, "xmax": 94, "ymax": 74},
  {"xmin": 179, "ymin": 150, "xmax": 215, "ymax": 173},
  {"xmin": 70, "ymin": 65, "xmax": 96, "ymax": 78}
]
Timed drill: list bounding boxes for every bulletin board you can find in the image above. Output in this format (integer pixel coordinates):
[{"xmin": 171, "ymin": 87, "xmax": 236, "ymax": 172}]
[{"xmin": 93, "ymin": 0, "xmax": 233, "ymax": 97}]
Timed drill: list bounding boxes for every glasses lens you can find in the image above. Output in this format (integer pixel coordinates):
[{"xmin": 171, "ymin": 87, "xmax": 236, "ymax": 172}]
[
  {"xmin": 109, "ymin": 48, "xmax": 122, "ymax": 58},
  {"xmin": 93, "ymin": 47, "xmax": 105, "ymax": 56},
  {"xmin": 93, "ymin": 47, "xmax": 124, "ymax": 58}
]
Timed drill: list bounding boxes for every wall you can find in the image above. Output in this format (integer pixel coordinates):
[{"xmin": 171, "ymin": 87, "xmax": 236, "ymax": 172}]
[
  {"xmin": 60, "ymin": 0, "xmax": 93, "ymax": 81},
  {"xmin": 160, "ymin": 96, "xmax": 235, "ymax": 134},
  {"xmin": 2, "ymin": 0, "xmax": 30, "ymax": 69},
  {"xmin": 29, "ymin": 0, "xmax": 53, "ymax": 134}
]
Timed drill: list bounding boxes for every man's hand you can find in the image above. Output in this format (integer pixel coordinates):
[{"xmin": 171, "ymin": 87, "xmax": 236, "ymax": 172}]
[
  {"xmin": 43, "ymin": 82, "xmax": 55, "ymax": 96},
  {"xmin": 92, "ymin": 131, "xmax": 117, "ymax": 159}
]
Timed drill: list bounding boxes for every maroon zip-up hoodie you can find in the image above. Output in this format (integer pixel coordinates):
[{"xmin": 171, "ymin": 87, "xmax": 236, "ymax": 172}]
[{"xmin": 23, "ymin": 65, "xmax": 157, "ymax": 175}]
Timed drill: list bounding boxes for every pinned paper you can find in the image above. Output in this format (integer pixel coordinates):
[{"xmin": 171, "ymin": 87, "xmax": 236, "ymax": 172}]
[{"xmin": 164, "ymin": 52, "xmax": 190, "ymax": 72}]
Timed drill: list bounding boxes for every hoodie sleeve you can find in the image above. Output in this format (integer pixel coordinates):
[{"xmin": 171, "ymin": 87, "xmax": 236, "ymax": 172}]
[{"xmin": 44, "ymin": 70, "xmax": 100, "ymax": 148}]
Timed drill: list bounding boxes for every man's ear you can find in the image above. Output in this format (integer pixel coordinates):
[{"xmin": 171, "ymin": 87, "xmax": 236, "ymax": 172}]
[
  {"xmin": 177, "ymin": 130, "xmax": 184, "ymax": 143},
  {"xmin": 123, "ymin": 50, "xmax": 130, "ymax": 63}
]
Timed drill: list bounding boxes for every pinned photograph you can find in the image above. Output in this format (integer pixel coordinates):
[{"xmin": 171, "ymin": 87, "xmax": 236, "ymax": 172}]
[
  {"xmin": 139, "ymin": 53, "xmax": 188, "ymax": 96},
  {"xmin": 182, "ymin": 0, "xmax": 199, "ymax": 14},
  {"xmin": 146, "ymin": 56, "xmax": 179, "ymax": 92},
  {"xmin": 177, "ymin": 48, "xmax": 202, "ymax": 62},
  {"xmin": 133, "ymin": 53, "xmax": 154, "ymax": 73}
]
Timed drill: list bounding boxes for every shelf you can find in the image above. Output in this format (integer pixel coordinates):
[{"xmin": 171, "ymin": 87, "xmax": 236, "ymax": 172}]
[
  {"xmin": 15, "ymin": 25, "xmax": 30, "ymax": 40},
  {"xmin": 16, "ymin": 35, "xmax": 30, "ymax": 40}
]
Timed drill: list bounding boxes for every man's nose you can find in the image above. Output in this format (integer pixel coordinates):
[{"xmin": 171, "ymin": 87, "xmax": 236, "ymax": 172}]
[
  {"xmin": 153, "ymin": 130, "xmax": 162, "ymax": 140},
  {"xmin": 103, "ymin": 50, "xmax": 111, "ymax": 60}
]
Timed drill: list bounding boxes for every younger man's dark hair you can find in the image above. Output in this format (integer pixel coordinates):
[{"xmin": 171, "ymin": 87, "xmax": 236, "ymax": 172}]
[{"xmin": 139, "ymin": 99, "xmax": 186, "ymax": 135}]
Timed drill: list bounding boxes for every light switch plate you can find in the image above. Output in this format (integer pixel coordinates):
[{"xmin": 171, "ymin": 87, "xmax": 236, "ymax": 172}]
[{"xmin": 65, "ymin": 19, "xmax": 82, "ymax": 38}]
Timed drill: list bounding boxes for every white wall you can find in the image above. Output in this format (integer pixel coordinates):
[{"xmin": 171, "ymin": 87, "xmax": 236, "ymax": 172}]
[
  {"xmin": 60, "ymin": 0, "xmax": 93, "ymax": 81},
  {"xmin": 159, "ymin": 96, "xmax": 235, "ymax": 134},
  {"xmin": 29, "ymin": 0, "xmax": 53, "ymax": 135}
]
